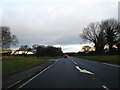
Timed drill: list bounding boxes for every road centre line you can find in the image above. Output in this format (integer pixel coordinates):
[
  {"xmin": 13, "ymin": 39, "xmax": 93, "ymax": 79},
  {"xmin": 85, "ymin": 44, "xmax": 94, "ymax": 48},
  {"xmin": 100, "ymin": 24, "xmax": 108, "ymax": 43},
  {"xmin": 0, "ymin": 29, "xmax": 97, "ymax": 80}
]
[
  {"xmin": 17, "ymin": 62, "xmax": 56, "ymax": 89},
  {"xmin": 71, "ymin": 60, "xmax": 74, "ymax": 62},
  {"xmin": 75, "ymin": 66, "xmax": 94, "ymax": 75},
  {"xmin": 73, "ymin": 61, "xmax": 77, "ymax": 65},
  {"xmin": 71, "ymin": 60, "xmax": 77, "ymax": 65},
  {"xmin": 71, "ymin": 59, "xmax": 110, "ymax": 89}
]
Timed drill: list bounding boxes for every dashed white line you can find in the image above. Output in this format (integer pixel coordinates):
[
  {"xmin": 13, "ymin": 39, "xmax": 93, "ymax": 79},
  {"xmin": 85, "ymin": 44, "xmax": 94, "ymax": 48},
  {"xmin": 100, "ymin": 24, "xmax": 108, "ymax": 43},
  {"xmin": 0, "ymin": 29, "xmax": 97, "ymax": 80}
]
[
  {"xmin": 17, "ymin": 62, "xmax": 56, "ymax": 89},
  {"xmin": 73, "ymin": 61, "xmax": 77, "ymax": 65},
  {"xmin": 102, "ymin": 85, "xmax": 109, "ymax": 90},
  {"xmin": 71, "ymin": 60, "xmax": 94, "ymax": 75},
  {"xmin": 71, "ymin": 60, "xmax": 77, "ymax": 65},
  {"xmin": 75, "ymin": 66, "xmax": 94, "ymax": 75}
]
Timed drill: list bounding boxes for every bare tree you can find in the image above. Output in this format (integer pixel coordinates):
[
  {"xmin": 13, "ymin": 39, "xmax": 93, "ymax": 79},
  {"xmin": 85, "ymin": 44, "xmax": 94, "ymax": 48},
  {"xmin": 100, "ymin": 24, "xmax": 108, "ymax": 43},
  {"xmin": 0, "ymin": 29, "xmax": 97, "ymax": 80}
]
[
  {"xmin": 80, "ymin": 23, "xmax": 106, "ymax": 53},
  {"xmin": 0, "ymin": 26, "xmax": 18, "ymax": 50}
]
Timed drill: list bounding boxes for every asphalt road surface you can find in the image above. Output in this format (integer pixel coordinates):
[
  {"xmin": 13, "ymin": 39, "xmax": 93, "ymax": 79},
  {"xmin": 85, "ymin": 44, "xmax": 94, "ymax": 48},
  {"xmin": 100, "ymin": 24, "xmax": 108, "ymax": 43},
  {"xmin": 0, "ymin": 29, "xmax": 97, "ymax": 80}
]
[{"xmin": 20, "ymin": 56, "xmax": 119, "ymax": 89}]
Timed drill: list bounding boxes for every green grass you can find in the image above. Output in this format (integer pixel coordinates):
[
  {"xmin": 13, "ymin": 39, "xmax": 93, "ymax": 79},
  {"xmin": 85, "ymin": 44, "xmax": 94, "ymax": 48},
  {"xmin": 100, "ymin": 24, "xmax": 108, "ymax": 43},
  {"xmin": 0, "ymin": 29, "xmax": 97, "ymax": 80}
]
[
  {"xmin": 2, "ymin": 56, "xmax": 61, "ymax": 76},
  {"xmin": 76, "ymin": 55, "xmax": 120, "ymax": 65}
]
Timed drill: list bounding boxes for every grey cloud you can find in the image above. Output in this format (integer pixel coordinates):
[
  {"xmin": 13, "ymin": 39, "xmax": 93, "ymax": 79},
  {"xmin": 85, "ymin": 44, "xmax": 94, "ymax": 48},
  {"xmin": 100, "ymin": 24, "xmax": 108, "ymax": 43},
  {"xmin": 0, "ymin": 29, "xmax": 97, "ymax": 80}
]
[{"xmin": 1, "ymin": 0, "xmax": 118, "ymax": 51}]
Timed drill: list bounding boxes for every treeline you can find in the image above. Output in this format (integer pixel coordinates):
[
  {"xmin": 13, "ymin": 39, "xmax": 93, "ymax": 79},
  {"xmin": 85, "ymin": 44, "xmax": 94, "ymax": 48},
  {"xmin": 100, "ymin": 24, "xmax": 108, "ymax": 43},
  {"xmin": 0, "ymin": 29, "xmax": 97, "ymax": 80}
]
[
  {"xmin": 12, "ymin": 45, "xmax": 63, "ymax": 57},
  {"xmin": 1, "ymin": 26, "xmax": 63, "ymax": 57}
]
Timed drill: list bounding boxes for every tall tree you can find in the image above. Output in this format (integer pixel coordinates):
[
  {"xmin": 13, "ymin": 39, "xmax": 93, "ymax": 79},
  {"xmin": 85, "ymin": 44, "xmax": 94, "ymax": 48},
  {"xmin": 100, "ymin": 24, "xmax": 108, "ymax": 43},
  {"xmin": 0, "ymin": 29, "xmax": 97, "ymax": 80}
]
[
  {"xmin": 100, "ymin": 19, "xmax": 120, "ymax": 53},
  {"xmin": 80, "ymin": 23, "xmax": 106, "ymax": 53},
  {"xmin": 0, "ymin": 26, "xmax": 18, "ymax": 50}
]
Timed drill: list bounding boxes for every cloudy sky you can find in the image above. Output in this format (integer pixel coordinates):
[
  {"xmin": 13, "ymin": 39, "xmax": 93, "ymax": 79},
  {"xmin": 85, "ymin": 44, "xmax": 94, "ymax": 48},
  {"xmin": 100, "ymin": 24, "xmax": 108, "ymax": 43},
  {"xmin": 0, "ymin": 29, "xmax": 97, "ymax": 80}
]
[{"xmin": 1, "ymin": 0, "xmax": 119, "ymax": 53}]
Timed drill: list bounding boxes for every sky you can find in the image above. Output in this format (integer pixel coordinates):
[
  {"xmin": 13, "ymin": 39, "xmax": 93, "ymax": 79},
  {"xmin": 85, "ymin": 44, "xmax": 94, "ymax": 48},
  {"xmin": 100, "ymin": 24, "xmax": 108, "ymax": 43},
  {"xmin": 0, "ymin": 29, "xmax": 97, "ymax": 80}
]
[{"xmin": 1, "ymin": 0, "xmax": 119, "ymax": 53}]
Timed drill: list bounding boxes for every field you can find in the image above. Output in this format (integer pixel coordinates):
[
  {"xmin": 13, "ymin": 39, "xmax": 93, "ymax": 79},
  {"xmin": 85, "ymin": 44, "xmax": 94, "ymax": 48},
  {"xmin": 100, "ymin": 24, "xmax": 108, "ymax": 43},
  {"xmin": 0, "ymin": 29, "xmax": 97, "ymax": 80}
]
[
  {"xmin": 76, "ymin": 55, "xmax": 120, "ymax": 65},
  {"xmin": 2, "ymin": 56, "xmax": 61, "ymax": 76}
]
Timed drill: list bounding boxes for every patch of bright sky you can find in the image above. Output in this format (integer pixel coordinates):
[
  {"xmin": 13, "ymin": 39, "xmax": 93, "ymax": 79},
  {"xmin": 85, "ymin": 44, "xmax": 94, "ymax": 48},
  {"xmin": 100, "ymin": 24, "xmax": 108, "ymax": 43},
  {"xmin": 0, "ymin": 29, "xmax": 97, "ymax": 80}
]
[{"xmin": 54, "ymin": 44, "xmax": 94, "ymax": 53}]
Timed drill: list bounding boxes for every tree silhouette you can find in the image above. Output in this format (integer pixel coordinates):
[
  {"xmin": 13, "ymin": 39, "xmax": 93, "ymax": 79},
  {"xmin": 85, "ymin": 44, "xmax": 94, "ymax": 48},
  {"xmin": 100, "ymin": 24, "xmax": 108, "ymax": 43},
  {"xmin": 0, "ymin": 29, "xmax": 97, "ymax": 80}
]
[
  {"xmin": 100, "ymin": 19, "xmax": 120, "ymax": 53},
  {"xmin": 0, "ymin": 26, "xmax": 18, "ymax": 50},
  {"xmin": 36, "ymin": 45, "xmax": 63, "ymax": 57},
  {"xmin": 80, "ymin": 23, "xmax": 106, "ymax": 53}
]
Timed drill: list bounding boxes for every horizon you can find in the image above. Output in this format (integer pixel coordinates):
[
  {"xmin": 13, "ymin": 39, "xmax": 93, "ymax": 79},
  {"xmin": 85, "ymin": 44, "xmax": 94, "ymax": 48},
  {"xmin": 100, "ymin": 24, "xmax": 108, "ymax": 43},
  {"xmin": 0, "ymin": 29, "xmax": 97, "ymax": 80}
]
[{"xmin": 10, "ymin": 43, "xmax": 94, "ymax": 53}]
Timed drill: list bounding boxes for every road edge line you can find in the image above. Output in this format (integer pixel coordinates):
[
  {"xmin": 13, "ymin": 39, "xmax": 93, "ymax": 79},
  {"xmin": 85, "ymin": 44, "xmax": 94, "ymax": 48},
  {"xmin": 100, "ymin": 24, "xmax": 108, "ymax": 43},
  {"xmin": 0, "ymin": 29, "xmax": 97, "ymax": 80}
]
[
  {"xmin": 103, "ymin": 63, "xmax": 120, "ymax": 67},
  {"xmin": 17, "ymin": 61, "xmax": 56, "ymax": 89}
]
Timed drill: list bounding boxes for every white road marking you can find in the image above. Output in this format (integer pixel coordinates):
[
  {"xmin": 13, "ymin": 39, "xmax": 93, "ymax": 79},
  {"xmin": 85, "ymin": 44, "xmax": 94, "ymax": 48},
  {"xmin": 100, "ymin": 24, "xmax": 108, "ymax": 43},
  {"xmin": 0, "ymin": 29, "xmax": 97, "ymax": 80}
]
[
  {"xmin": 71, "ymin": 60, "xmax": 77, "ymax": 65},
  {"xmin": 71, "ymin": 60, "xmax": 74, "ymax": 62},
  {"xmin": 102, "ymin": 85, "xmax": 109, "ymax": 90},
  {"xmin": 7, "ymin": 73, "xmax": 34, "ymax": 88},
  {"xmin": 17, "ymin": 62, "xmax": 56, "ymax": 89},
  {"xmin": 103, "ymin": 63, "xmax": 120, "ymax": 67},
  {"xmin": 75, "ymin": 66, "xmax": 94, "ymax": 75},
  {"xmin": 49, "ymin": 59, "xmax": 60, "ymax": 62},
  {"xmin": 7, "ymin": 80, "xmax": 22, "ymax": 88},
  {"xmin": 55, "ymin": 59, "xmax": 59, "ymax": 61},
  {"xmin": 9, "ymin": 59, "xmax": 59, "ymax": 88},
  {"xmin": 73, "ymin": 61, "xmax": 77, "ymax": 65}
]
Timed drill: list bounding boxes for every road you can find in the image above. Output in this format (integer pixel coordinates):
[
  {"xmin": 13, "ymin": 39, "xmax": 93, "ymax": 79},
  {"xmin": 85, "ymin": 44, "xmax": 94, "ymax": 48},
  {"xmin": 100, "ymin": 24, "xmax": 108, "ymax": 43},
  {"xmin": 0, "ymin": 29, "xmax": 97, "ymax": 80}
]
[{"xmin": 20, "ymin": 56, "xmax": 119, "ymax": 89}]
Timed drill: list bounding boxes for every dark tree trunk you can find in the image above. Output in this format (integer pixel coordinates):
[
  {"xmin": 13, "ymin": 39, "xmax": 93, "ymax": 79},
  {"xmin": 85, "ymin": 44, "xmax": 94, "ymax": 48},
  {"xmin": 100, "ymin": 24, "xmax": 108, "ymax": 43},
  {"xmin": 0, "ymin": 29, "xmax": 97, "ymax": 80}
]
[{"xmin": 109, "ymin": 44, "xmax": 113, "ymax": 54}]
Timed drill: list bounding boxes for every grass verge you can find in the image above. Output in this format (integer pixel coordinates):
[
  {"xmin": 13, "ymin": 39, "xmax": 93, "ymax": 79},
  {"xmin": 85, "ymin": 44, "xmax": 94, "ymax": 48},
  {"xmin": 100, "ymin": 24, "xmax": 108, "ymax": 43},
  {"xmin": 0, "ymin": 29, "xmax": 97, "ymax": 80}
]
[
  {"xmin": 76, "ymin": 55, "xmax": 120, "ymax": 65},
  {"xmin": 2, "ymin": 56, "xmax": 61, "ymax": 76}
]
